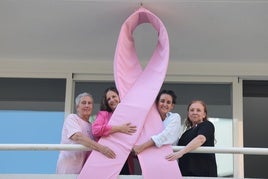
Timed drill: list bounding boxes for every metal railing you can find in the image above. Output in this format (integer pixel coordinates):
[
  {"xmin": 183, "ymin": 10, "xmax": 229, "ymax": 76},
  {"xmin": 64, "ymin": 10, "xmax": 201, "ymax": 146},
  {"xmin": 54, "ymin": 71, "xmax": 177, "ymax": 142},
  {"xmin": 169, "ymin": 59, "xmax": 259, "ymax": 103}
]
[
  {"xmin": 1, "ymin": 144, "xmax": 268, "ymax": 155},
  {"xmin": 1, "ymin": 144, "xmax": 268, "ymax": 179}
]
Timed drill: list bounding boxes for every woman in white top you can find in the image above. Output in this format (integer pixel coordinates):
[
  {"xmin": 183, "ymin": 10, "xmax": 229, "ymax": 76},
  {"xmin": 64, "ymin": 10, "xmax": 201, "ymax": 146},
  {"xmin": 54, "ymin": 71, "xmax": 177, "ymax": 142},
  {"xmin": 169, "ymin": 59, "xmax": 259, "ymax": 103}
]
[
  {"xmin": 133, "ymin": 89, "xmax": 181, "ymax": 154},
  {"xmin": 56, "ymin": 92, "xmax": 115, "ymax": 174}
]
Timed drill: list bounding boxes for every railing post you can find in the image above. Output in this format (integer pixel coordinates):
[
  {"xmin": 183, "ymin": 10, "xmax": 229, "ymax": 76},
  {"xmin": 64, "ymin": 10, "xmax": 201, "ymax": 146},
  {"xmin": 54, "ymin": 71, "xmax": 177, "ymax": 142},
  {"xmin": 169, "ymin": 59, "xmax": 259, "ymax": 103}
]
[{"xmin": 232, "ymin": 77, "xmax": 244, "ymax": 178}]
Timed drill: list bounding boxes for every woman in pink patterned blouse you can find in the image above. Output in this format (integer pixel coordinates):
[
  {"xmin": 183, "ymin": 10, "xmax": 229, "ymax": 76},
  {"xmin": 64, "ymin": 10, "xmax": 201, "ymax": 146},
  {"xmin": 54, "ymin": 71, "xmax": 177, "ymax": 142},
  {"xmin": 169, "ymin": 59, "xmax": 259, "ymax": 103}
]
[{"xmin": 56, "ymin": 92, "xmax": 115, "ymax": 174}]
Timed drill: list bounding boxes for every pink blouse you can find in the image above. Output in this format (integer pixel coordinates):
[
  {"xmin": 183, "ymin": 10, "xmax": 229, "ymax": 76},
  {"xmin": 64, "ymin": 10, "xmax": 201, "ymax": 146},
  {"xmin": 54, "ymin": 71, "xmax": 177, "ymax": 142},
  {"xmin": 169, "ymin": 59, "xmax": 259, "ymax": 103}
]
[
  {"xmin": 91, "ymin": 110, "xmax": 135, "ymax": 174},
  {"xmin": 56, "ymin": 114, "xmax": 92, "ymax": 174},
  {"xmin": 92, "ymin": 111, "xmax": 113, "ymax": 140}
]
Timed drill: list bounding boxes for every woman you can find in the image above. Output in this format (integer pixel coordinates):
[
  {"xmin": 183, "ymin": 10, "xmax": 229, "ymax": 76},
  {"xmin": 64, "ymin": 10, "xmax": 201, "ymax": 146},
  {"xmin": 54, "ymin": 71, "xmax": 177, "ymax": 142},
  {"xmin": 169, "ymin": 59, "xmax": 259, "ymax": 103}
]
[
  {"xmin": 92, "ymin": 87, "xmax": 137, "ymax": 175},
  {"xmin": 132, "ymin": 89, "xmax": 181, "ymax": 154},
  {"xmin": 56, "ymin": 92, "xmax": 116, "ymax": 174},
  {"xmin": 166, "ymin": 100, "xmax": 217, "ymax": 177}
]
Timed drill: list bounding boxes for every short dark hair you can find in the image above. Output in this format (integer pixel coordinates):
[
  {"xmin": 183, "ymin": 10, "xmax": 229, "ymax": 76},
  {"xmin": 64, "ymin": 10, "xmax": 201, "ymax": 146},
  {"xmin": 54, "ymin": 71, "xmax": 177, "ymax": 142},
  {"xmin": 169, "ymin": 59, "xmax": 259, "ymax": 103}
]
[{"xmin": 155, "ymin": 89, "xmax": 177, "ymax": 104}]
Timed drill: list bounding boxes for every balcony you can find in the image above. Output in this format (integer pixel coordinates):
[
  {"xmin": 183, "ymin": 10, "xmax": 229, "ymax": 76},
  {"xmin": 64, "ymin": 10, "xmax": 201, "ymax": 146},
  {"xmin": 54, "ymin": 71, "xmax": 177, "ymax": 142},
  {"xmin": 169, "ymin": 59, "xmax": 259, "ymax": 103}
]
[{"xmin": 1, "ymin": 144, "xmax": 267, "ymax": 179}]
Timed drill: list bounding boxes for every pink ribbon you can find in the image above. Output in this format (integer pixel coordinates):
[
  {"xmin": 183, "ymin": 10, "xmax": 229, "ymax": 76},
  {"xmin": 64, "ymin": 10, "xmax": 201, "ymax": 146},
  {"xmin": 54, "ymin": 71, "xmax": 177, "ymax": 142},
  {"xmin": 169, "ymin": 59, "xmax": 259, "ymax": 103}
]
[{"xmin": 79, "ymin": 7, "xmax": 182, "ymax": 179}]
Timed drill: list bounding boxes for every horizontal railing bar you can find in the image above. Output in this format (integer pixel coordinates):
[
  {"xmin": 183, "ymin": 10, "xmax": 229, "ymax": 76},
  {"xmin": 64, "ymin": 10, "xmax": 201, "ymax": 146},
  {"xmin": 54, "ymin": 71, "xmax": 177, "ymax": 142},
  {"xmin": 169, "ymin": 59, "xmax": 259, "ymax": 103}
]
[
  {"xmin": 0, "ymin": 144, "xmax": 89, "ymax": 151},
  {"xmin": 0, "ymin": 144, "xmax": 268, "ymax": 155},
  {"xmin": 173, "ymin": 146, "xmax": 268, "ymax": 155}
]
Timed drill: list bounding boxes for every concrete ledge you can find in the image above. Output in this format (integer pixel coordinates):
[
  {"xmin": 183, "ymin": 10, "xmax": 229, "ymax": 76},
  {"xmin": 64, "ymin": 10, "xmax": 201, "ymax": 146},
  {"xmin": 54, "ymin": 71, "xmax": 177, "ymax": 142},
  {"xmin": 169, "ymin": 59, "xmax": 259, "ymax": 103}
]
[{"xmin": 0, "ymin": 174, "xmax": 249, "ymax": 179}]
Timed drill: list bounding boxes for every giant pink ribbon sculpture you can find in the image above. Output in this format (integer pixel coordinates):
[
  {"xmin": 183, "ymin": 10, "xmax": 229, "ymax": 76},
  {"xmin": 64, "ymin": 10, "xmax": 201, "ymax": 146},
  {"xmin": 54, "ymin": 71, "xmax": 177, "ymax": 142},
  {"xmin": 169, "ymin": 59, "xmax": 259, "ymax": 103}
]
[{"xmin": 79, "ymin": 7, "xmax": 182, "ymax": 179}]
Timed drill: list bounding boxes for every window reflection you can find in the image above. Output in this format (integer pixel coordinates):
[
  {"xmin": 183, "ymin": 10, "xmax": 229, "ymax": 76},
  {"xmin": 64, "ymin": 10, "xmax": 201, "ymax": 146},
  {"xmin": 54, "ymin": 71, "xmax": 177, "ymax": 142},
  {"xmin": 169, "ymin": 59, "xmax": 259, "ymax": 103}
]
[{"xmin": 210, "ymin": 117, "xmax": 233, "ymax": 177}]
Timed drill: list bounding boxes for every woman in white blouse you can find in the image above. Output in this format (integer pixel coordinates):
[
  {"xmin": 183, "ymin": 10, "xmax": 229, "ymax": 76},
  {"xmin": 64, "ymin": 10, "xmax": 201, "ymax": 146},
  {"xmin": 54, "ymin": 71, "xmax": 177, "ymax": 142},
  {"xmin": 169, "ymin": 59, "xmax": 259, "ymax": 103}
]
[{"xmin": 133, "ymin": 89, "xmax": 181, "ymax": 154}]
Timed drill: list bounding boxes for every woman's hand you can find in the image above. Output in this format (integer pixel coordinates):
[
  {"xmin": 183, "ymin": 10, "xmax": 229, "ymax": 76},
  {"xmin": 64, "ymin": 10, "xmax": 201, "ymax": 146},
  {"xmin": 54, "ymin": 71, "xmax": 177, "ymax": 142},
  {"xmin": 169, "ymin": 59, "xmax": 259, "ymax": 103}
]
[
  {"xmin": 120, "ymin": 122, "xmax": 137, "ymax": 135},
  {"xmin": 165, "ymin": 151, "xmax": 184, "ymax": 161},
  {"xmin": 133, "ymin": 145, "xmax": 143, "ymax": 155},
  {"xmin": 132, "ymin": 139, "xmax": 154, "ymax": 155},
  {"xmin": 71, "ymin": 132, "xmax": 116, "ymax": 159},
  {"xmin": 99, "ymin": 145, "xmax": 116, "ymax": 159}
]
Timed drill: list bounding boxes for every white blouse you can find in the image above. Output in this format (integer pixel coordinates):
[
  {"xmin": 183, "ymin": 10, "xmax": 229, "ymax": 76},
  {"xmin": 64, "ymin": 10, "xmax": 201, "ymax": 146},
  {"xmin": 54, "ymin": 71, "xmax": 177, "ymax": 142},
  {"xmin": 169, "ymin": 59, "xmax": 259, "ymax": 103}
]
[{"xmin": 151, "ymin": 112, "xmax": 182, "ymax": 148}]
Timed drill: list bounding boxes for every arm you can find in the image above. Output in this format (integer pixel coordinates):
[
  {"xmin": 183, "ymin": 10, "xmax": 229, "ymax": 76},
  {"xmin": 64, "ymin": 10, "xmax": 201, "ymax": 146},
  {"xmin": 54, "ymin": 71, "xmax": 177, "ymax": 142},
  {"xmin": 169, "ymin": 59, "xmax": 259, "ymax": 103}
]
[
  {"xmin": 133, "ymin": 139, "xmax": 155, "ymax": 155},
  {"xmin": 71, "ymin": 132, "xmax": 116, "ymax": 159},
  {"xmin": 92, "ymin": 111, "xmax": 113, "ymax": 137},
  {"xmin": 133, "ymin": 113, "xmax": 181, "ymax": 154},
  {"xmin": 152, "ymin": 113, "xmax": 181, "ymax": 147},
  {"xmin": 165, "ymin": 134, "xmax": 206, "ymax": 161},
  {"xmin": 110, "ymin": 122, "xmax": 137, "ymax": 135},
  {"xmin": 93, "ymin": 111, "xmax": 137, "ymax": 137},
  {"xmin": 64, "ymin": 115, "xmax": 115, "ymax": 158}
]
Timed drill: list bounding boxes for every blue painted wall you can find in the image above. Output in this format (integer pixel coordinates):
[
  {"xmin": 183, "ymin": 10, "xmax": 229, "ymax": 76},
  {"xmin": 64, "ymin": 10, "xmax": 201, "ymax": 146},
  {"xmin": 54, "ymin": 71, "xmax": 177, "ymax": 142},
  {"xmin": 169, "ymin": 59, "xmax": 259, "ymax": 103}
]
[{"xmin": 0, "ymin": 111, "xmax": 64, "ymax": 173}]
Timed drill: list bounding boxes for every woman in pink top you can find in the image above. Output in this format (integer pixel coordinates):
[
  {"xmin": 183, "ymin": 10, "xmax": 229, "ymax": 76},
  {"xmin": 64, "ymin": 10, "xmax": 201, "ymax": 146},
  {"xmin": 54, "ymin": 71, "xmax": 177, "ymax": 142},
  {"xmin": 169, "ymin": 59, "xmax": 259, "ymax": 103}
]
[
  {"xmin": 92, "ymin": 87, "xmax": 137, "ymax": 174},
  {"xmin": 56, "ymin": 92, "xmax": 116, "ymax": 174}
]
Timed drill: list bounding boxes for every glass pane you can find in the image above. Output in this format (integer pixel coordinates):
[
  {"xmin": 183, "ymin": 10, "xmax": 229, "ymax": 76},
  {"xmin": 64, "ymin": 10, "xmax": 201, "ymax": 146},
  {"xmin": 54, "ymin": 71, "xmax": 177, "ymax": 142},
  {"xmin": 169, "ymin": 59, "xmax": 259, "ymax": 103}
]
[
  {"xmin": 210, "ymin": 117, "xmax": 233, "ymax": 177},
  {"xmin": 243, "ymin": 80, "xmax": 268, "ymax": 178},
  {"xmin": 0, "ymin": 78, "xmax": 66, "ymax": 111}
]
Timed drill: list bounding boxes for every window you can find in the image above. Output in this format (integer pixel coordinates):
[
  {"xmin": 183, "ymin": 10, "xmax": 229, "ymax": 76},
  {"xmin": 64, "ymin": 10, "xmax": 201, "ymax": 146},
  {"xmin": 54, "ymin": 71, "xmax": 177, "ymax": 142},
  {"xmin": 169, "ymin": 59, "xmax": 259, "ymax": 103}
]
[{"xmin": 0, "ymin": 78, "xmax": 66, "ymax": 173}]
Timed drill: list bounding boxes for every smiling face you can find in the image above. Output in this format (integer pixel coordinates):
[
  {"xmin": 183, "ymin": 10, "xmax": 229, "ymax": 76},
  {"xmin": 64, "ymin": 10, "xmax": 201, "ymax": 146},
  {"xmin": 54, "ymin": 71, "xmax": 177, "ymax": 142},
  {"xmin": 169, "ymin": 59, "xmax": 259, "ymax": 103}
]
[
  {"xmin": 76, "ymin": 95, "xmax": 93, "ymax": 121},
  {"xmin": 106, "ymin": 90, "xmax": 120, "ymax": 112},
  {"xmin": 188, "ymin": 101, "xmax": 206, "ymax": 126},
  {"xmin": 157, "ymin": 93, "xmax": 174, "ymax": 120}
]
